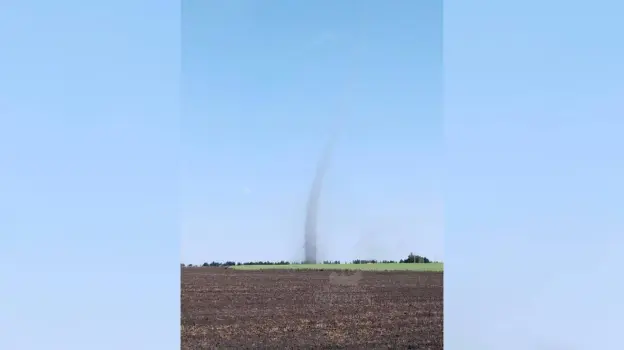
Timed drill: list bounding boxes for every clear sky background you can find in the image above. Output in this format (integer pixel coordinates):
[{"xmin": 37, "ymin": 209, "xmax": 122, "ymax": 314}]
[
  {"xmin": 446, "ymin": 0, "xmax": 623, "ymax": 348},
  {"xmin": 0, "ymin": 1, "xmax": 179, "ymax": 349},
  {"xmin": 181, "ymin": 0, "xmax": 443, "ymax": 265},
  {"xmin": 1, "ymin": 0, "xmax": 623, "ymax": 349}
]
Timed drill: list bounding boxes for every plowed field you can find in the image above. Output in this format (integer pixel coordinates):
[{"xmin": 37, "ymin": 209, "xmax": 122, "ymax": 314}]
[{"xmin": 181, "ymin": 267, "xmax": 443, "ymax": 349}]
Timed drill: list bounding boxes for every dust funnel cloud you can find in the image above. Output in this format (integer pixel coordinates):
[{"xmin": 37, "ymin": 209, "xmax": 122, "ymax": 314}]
[{"xmin": 304, "ymin": 136, "xmax": 335, "ymax": 264}]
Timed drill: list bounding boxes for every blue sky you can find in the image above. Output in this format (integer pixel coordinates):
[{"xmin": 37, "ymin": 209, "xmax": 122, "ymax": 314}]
[
  {"xmin": 181, "ymin": 0, "xmax": 443, "ymax": 264},
  {"xmin": 0, "ymin": 1, "xmax": 179, "ymax": 349},
  {"xmin": 2, "ymin": 0, "xmax": 623, "ymax": 349},
  {"xmin": 446, "ymin": 0, "xmax": 623, "ymax": 348}
]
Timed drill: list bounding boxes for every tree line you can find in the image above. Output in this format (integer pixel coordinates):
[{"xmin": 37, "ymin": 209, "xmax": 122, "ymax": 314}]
[{"xmin": 182, "ymin": 253, "xmax": 436, "ymax": 267}]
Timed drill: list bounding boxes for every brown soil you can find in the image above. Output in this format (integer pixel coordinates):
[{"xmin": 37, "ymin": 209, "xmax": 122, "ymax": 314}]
[{"xmin": 181, "ymin": 267, "xmax": 443, "ymax": 349}]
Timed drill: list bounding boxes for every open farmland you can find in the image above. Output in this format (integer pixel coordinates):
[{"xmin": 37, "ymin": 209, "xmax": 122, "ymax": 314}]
[
  {"xmin": 231, "ymin": 262, "xmax": 443, "ymax": 272},
  {"xmin": 181, "ymin": 267, "xmax": 443, "ymax": 349}
]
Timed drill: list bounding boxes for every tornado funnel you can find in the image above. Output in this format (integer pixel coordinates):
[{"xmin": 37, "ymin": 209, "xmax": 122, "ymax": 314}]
[{"xmin": 304, "ymin": 137, "xmax": 335, "ymax": 264}]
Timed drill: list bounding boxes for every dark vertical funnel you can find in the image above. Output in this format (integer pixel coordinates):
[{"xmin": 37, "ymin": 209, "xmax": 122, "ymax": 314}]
[{"xmin": 304, "ymin": 137, "xmax": 334, "ymax": 264}]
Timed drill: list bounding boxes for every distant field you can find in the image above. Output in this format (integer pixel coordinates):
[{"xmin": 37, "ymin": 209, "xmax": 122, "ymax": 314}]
[{"xmin": 231, "ymin": 262, "xmax": 443, "ymax": 272}]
